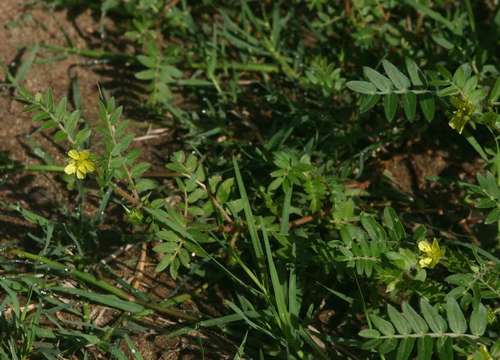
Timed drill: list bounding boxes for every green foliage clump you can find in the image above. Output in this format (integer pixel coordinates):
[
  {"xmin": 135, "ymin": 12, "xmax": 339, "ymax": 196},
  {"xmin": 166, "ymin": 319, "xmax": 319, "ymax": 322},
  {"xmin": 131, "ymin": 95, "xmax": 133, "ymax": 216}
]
[{"xmin": 0, "ymin": 0, "xmax": 499, "ymax": 359}]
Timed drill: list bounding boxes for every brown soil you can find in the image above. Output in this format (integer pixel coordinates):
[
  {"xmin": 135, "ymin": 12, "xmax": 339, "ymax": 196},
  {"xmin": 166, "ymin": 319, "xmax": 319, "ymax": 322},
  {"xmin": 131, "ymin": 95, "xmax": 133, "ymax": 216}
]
[
  {"xmin": 0, "ymin": 2, "xmax": 215, "ymax": 359},
  {"xmin": 0, "ymin": 0, "xmax": 101, "ymax": 220}
]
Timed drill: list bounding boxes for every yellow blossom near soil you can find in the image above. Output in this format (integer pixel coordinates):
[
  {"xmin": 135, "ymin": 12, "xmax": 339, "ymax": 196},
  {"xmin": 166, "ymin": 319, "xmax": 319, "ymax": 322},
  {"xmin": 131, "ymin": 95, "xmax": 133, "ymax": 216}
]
[
  {"xmin": 418, "ymin": 238, "xmax": 444, "ymax": 269},
  {"xmin": 64, "ymin": 149, "xmax": 95, "ymax": 179},
  {"xmin": 448, "ymin": 97, "xmax": 475, "ymax": 134}
]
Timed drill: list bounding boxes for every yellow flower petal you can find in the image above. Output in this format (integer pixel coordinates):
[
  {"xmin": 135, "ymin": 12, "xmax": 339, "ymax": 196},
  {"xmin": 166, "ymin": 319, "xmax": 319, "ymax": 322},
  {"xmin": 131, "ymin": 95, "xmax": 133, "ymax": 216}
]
[
  {"xmin": 79, "ymin": 150, "xmax": 90, "ymax": 160},
  {"xmin": 418, "ymin": 240, "xmax": 432, "ymax": 253},
  {"xmin": 76, "ymin": 169, "xmax": 85, "ymax": 179},
  {"xmin": 419, "ymin": 257, "xmax": 432, "ymax": 268},
  {"xmin": 82, "ymin": 160, "xmax": 95, "ymax": 172},
  {"xmin": 64, "ymin": 162, "xmax": 76, "ymax": 175},
  {"xmin": 431, "ymin": 239, "xmax": 442, "ymax": 253},
  {"xmin": 65, "ymin": 149, "xmax": 96, "ymax": 179},
  {"xmin": 68, "ymin": 150, "xmax": 80, "ymax": 160}
]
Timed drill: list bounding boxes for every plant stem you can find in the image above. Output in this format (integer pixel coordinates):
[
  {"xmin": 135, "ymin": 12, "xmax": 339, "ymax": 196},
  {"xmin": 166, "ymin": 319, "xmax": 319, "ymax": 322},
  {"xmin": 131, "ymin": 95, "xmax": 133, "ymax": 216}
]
[
  {"xmin": 41, "ymin": 44, "xmax": 280, "ymax": 73},
  {"xmin": 7, "ymin": 248, "xmax": 198, "ymax": 321},
  {"xmin": 0, "ymin": 164, "xmax": 64, "ymax": 172}
]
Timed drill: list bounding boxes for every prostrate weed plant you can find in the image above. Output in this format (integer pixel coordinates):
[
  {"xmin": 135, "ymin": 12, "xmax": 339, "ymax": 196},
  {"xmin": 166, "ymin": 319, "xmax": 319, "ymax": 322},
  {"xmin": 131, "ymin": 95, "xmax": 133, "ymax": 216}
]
[{"xmin": 0, "ymin": 0, "xmax": 499, "ymax": 359}]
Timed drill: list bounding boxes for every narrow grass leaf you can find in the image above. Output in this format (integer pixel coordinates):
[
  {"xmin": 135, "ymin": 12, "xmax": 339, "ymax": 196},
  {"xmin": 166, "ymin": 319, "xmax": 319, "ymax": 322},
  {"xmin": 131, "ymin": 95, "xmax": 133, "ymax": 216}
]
[
  {"xmin": 15, "ymin": 44, "xmax": 39, "ymax": 85},
  {"xmin": 233, "ymin": 158, "xmax": 265, "ymax": 267},
  {"xmin": 51, "ymin": 287, "xmax": 144, "ymax": 313},
  {"xmin": 404, "ymin": 0, "xmax": 458, "ymax": 34},
  {"xmin": 261, "ymin": 218, "xmax": 289, "ymax": 330}
]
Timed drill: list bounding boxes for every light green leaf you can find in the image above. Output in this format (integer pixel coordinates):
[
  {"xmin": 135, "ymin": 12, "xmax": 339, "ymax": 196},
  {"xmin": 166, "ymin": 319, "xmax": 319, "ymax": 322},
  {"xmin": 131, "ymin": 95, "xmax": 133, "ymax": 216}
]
[
  {"xmin": 359, "ymin": 329, "xmax": 380, "ymax": 338},
  {"xmin": 382, "ymin": 60, "xmax": 411, "ymax": 90},
  {"xmin": 420, "ymin": 298, "xmax": 447, "ymax": 333},
  {"xmin": 405, "ymin": 58, "xmax": 424, "ymax": 86},
  {"xmin": 388, "ymin": 304, "xmax": 410, "ymax": 335},
  {"xmin": 489, "ymin": 77, "xmax": 500, "ymax": 103},
  {"xmin": 470, "ymin": 303, "xmax": 487, "ymax": 336},
  {"xmin": 371, "ymin": 314, "xmax": 395, "ymax": 336},
  {"xmin": 364, "ymin": 67, "xmax": 392, "ymax": 92},
  {"xmin": 347, "ymin": 81, "xmax": 377, "ymax": 94},
  {"xmin": 402, "ymin": 302, "xmax": 428, "ymax": 333},
  {"xmin": 446, "ymin": 297, "xmax": 467, "ymax": 334}
]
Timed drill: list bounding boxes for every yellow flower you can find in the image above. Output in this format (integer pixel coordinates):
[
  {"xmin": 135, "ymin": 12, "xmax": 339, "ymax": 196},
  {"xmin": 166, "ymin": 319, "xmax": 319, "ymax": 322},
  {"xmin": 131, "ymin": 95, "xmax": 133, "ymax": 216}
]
[
  {"xmin": 64, "ymin": 149, "xmax": 96, "ymax": 179},
  {"xmin": 448, "ymin": 98, "xmax": 475, "ymax": 134},
  {"xmin": 418, "ymin": 238, "xmax": 444, "ymax": 269}
]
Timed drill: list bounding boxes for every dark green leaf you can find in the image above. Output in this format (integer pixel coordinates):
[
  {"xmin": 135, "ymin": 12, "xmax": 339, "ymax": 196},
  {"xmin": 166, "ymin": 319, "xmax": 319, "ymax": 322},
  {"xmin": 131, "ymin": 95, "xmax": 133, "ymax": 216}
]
[
  {"xmin": 360, "ymin": 94, "xmax": 381, "ymax": 113},
  {"xmin": 437, "ymin": 337, "xmax": 453, "ymax": 360},
  {"xmin": 378, "ymin": 339, "xmax": 398, "ymax": 354},
  {"xmin": 402, "ymin": 92, "xmax": 417, "ymax": 121},
  {"xmin": 417, "ymin": 336, "xmax": 433, "ymax": 360},
  {"xmin": 396, "ymin": 338, "xmax": 415, "ymax": 360},
  {"xmin": 420, "ymin": 94, "xmax": 435, "ymax": 122},
  {"xmin": 384, "ymin": 93, "xmax": 398, "ymax": 122}
]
